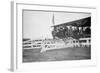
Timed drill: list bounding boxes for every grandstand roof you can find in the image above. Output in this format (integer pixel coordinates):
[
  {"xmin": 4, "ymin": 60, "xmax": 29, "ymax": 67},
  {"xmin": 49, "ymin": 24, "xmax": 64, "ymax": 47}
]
[{"xmin": 52, "ymin": 17, "xmax": 91, "ymax": 27}]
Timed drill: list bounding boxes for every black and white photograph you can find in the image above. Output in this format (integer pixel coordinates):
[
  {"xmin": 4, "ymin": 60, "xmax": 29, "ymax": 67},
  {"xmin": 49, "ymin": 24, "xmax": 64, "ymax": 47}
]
[{"xmin": 22, "ymin": 10, "xmax": 91, "ymax": 63}]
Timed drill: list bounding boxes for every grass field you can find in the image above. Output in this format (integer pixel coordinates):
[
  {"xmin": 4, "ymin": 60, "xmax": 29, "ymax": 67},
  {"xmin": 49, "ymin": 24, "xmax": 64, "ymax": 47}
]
[{"xmin": 23, "ymin": 47, "xmax": 91, "ymax": 62}]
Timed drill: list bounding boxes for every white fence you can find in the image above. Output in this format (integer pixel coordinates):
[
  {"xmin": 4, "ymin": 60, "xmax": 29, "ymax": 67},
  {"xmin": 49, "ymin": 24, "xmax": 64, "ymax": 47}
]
[{"xmin": 23, "ymin": 38, "xmax": 91, "ymax": 52}]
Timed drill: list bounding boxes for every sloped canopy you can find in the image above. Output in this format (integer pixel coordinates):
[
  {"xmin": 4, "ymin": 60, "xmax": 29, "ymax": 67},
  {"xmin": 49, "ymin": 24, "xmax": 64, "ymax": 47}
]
[{"xmin": 52, "ymin": 17, "xmax": 91, "ymax": 27}]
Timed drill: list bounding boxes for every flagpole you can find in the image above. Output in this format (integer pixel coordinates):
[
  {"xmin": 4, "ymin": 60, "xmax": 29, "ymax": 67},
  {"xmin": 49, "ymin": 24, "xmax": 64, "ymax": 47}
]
[{"xmin": 52, "ymin": 13, "xmax": 55, "ymax": 26}]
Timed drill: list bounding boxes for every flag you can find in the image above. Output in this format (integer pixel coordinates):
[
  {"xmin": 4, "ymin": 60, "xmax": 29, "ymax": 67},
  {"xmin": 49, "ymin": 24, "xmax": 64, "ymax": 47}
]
[{"xmin": 52, "ymin": 13, "xmax": 55, "ymax": 25}]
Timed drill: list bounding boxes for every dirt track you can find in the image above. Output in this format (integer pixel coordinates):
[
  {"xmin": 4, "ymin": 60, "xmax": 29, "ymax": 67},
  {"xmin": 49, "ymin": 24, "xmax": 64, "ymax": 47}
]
[{"xmin": 23, "ymin": 47, "xmax": 91, "ymax": 62}]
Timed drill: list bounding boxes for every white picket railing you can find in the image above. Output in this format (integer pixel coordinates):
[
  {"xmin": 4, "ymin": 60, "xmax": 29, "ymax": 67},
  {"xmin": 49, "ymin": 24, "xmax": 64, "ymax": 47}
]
[{"xmin": 23, "ymin": 38, "xmax": 91, "ymax": 52}]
